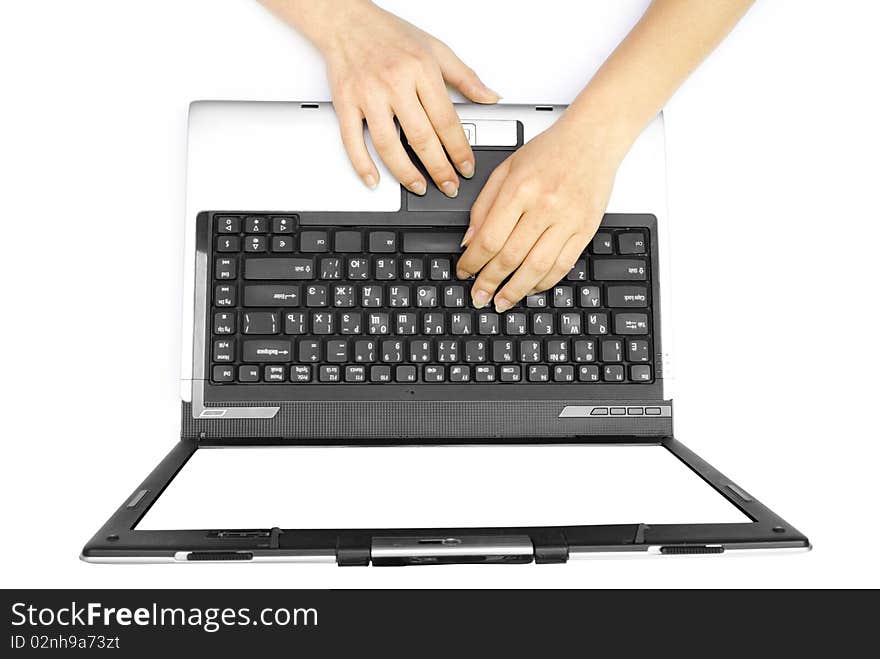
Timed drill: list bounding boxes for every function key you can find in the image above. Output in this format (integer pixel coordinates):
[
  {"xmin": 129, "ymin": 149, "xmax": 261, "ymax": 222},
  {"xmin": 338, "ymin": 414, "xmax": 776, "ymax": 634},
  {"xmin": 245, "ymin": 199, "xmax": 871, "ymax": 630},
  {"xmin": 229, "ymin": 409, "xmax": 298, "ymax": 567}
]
[
  {"xmin": 264, "ymin": 365, "xmax": 286, "ymax": 382},
  {"xmin": 271, "ymin": 216, "xmax": 295, "ymax": 234},
  {"xmin": 300, "ymin": 230, "xmax": 330, "ymax": 253},
  {"xmin": 245, "ymin": 216, "xmax": 268, "ymax": 233},
  {"xmin": 369, "ymin": 231, "xmax": 397, "ymax": 253},
  {"xmin": 214, "ymin": 284, "xmax": 235, "ymax": 307},
  {"xmin": 291, "ymin": 365, "xmax": 313, "ymax": 382},
  {"xmin": 591, "ymin": 232, "xmax": 614, "ymax": 255},
  {"xmin": 216, "ymin": 235, "xmax": 240, "ymax": 252},
  {"xmin": 213, "ymin": 312, "xmax": 235, "ymax": 334},
  {"xmin": 618, "ymin": 231, "xmax": 646, "ymax": 255},
  {"xmin": 215, "ymin": 216, "xmax": 241, "ymax": 234},
  {"xmin": 215, "ymin": 257, "xmax": 236, "ymax": 280},
  {"xmin": 335, "ymin": 230, "xmax": 363, "ymax": 253}
]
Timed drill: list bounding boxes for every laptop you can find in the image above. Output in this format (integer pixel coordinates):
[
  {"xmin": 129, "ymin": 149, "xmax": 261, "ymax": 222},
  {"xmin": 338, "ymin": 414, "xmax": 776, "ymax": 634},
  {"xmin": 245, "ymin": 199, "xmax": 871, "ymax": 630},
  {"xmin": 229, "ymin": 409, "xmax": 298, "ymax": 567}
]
[{"xmin": 82, "ymin": 101, "xmax": 809, "ymax": 565}]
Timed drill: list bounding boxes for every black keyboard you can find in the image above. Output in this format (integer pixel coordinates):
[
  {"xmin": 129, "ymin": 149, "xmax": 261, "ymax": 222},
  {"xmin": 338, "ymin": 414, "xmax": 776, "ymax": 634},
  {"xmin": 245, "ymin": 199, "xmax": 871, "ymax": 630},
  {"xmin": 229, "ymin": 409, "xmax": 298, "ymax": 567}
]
[{"xmin": 208, "ymin": 213, "xmax": 655, "ymax": 385}]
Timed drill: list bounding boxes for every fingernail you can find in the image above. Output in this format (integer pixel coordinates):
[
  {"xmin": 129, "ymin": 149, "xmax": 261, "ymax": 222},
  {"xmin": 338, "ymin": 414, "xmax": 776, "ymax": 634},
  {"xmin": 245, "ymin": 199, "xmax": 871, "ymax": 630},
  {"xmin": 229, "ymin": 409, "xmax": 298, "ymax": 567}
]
[
  {"xmin": 472, "ymin": 289, "xmax": 491, "ymax": 309},
  {"xmin": 458, "ymin": 160, "xmax": 474, "ymax": 178},
  {"xmin": 409, "ymin": 180, "xmax": 427, "ymax": 195},
  {"xmin": 494, "ymin": 296, "xmax": 512, "ymax": 313},
  {"xmin": 363, "ymin": 174, "xmax": 378, "ymax": 189},
  {"xmin": 457, "ymin": 269, "xmax": 471, "ymax": 280},
  {"xmin": 440, "ymin": 181, "xmax": 458, "ymax": 198},
  {"xmin": 460, "ymin": 226, "xmax": 475, "ymax": 247}
]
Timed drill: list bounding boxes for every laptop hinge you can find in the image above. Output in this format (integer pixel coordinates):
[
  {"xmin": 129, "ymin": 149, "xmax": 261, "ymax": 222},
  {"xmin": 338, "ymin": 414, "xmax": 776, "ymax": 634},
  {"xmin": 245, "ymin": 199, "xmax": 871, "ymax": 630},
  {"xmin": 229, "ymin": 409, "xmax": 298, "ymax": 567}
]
[
  {"xmin": 532, "ymin": 532, "xmax": 569, "ymax": 564},
  {"xmin": 369, "ymin": 535, "xmax": 535, "ymax": 566},
  {"xmin": 336, "ymin": 535, "xmax": 372, "ymax": 566}
]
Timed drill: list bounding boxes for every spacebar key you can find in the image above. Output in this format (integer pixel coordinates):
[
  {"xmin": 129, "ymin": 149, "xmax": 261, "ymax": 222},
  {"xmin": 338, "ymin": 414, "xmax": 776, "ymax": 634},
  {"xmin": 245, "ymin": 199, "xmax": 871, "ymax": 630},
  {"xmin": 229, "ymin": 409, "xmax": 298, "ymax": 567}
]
[
  {"xmin": 245, "ymin": 258, "xmax": 314, "ymax": 280},
  {"xmin": 403, "ymin": 231, "xmax": 466, "ymax": 254}
]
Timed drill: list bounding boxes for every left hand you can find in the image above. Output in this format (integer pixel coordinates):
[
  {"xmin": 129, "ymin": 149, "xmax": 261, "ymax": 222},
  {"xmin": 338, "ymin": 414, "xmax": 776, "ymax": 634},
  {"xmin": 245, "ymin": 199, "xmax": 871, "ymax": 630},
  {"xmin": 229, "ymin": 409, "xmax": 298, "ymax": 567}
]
[{"xmin": 456, "ymin": 117, "xmax": 623, "ymax": 312}]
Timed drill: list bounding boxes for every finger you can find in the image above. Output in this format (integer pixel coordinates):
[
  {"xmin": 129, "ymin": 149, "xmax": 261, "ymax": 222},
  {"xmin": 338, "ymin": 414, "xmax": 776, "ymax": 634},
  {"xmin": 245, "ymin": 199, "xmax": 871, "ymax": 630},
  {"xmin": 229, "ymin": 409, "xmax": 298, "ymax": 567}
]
[
  {"xmin": 493, "ymin": 226, "xmax": 573, "ymax": 312},
  {"xmin": 532, "ymin": 232, "xmax": 591, "ymax": 292},
  {"xmin": 462, "ymin": 160, "xmax": 509, "ymax": 247},
  {"xmin": 456, "ymin": 179, "xmax": 523, "ymax": 278},
  {"xmin": 469, "ymin": 213, "xmax": 547, "ymax": 308},
  {"xmin": 336, "ymin": 104, "xmax": 379, "ymax": 189},
  {"xmin": 417, "ymin": 76, "xmax": 474, "ymax": 179},
  {"xmin": 393, "ymin": 95, "xmax": 459, "ymax": 197},
  {"xmin": 432, "ymin": 43, "xmax": 500, "ymax": 104},
  {"xmin": 363, "ymin": 104, "xmax": 427, "ymax": 195}
]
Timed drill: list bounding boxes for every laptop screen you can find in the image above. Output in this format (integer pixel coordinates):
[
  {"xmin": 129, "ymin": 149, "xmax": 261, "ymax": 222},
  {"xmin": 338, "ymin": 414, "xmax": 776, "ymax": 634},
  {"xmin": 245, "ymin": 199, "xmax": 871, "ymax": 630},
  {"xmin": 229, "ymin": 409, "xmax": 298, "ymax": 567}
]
[{"xmin": 136, "ymin": 444, "xmax": 749, "ymax": 530}]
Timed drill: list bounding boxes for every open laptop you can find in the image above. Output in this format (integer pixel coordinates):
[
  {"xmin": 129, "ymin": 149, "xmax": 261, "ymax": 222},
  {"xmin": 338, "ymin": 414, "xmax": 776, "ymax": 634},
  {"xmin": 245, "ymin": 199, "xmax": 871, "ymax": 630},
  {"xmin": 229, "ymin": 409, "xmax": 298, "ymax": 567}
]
[{"xmin": 82, "ymin": 102, "xmax": 809, "ymax": 565}]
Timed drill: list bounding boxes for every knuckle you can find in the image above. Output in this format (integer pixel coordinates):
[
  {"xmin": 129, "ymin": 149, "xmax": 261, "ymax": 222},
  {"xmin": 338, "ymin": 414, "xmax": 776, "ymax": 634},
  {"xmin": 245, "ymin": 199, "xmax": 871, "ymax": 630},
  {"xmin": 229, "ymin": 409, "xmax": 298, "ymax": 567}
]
[
  {"xmin": 530, "ymin": 255, "xmax": 555, "ymax": 273},
  {"xmin": 476, "ymin": 233, "xmax": 505, "ymax": 255},
  {"xmin": 406, "ymin": 125, "xmax": 434, "ymax": 147},
  {"xmin": 496, "ymin": 248, "xmax": 522, "ymax": 271}
]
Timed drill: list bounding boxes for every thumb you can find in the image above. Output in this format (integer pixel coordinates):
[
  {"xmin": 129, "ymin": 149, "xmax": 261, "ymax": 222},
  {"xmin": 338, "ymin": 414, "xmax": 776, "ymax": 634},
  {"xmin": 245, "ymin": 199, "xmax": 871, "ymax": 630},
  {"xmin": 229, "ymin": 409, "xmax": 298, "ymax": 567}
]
[{"xmin": 434, "ymin": 44, "xmax": 500, "ymax": 104}]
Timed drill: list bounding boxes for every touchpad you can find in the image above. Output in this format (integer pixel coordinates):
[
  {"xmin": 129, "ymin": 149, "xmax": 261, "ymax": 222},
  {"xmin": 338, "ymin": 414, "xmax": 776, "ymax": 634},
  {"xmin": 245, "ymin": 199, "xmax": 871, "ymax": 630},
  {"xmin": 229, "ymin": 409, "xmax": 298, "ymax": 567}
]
[{"xmin": 406, "ymin": 149, "xmax": 512, "ymax": 212}]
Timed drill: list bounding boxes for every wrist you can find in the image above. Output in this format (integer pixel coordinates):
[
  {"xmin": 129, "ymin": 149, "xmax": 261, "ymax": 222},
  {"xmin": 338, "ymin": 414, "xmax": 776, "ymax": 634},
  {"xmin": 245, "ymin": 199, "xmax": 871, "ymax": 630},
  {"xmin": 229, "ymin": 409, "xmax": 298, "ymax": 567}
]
[{"xmin": 266, "ymin": 0, "xmax": 376, "ymax": 53}]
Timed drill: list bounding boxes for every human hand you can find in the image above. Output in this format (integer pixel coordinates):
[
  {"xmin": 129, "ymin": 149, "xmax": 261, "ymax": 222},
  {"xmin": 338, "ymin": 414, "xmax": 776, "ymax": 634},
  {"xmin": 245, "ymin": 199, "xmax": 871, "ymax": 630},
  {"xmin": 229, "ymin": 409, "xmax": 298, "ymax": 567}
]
[
  {"xmin": 307, "ymin": 1, "xmax": 499, "ymax": 195},
  {"xmin": 456, "ymin": 118, "xmax": 625, "ymax": 312}
]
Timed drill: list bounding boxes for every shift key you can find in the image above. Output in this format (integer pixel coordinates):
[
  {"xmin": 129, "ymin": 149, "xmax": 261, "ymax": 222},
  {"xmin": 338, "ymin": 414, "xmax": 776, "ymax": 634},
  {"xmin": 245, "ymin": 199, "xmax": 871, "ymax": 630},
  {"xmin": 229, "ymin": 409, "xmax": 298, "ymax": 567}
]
[
  {"xmin": 245, "ymin": 258, "xmax": 314, "ymax": 280},
  {"xmin": 592, "ymin": 259, "xmax": 647, "ymax": 281}
]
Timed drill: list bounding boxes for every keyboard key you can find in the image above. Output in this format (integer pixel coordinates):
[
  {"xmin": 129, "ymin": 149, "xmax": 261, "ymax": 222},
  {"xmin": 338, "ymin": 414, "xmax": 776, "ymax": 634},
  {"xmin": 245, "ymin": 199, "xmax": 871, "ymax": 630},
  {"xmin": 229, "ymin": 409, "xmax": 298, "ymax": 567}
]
[
  {"xmin": 215, "ymin": 284, "xmax": 235, "ymax": 307},
  {"xmin": 401, "ymin": 257, "xmax": 425, "ymax": 280},
  {"xmin": 437, "ymin": 340, "xmax": 459, "ymax": 362},
  {"xmin": 347, "ymin": 257, "xmax": 370, "ymax": 279},
  {"xmin": 603, "ymin": 365, "xmax": 625, "ymax": 382},
  {"xmin": 334, "ymin": 230, "xmax": 362, "ymax": 252},
  {"xmin": 353, "ymin": 339, "xmax": 377, "ymax": 363},
  {"xmin": 216, "ymin": 235, "xmax": 240, "ymax": 252},
  {"xmin": 424, "ymin": 365, "xmax": 445, "ymax": 382},
  {"xmin": 591, "ymin": 232, "xmax": 613, "ymax": 254},
  {"xmin": 505, "ymin": 313, "xmax": 527, "ymax": 335},
  {"xmin": 381, "ymin": 339, "xmax": 404, "ymax": 363},
  {"xmin": 601, "ymin": 339, "xmax": 623, "ymax": 362},
  {"xmin": 553, "ymin": 365, "xmax": 574, "ymax": 382},
  {"xmin": 213, "ymin": 312, "xmax": 235, "ymax": 334},
  {"xmin": 627, "ymin": 339, "xmax": 650, "ymax": 362},
  {"xmin": 238, "ymin": 365, "xmax": 260, "ymax": 382},
  {"xmin": 559, "ymin": 313, "xmax": 582, "ymax": 335},
  {"xmin": 607, "ymin": 285, "xmax": 648, "ymax": 308},
  {"xmin": 244, "ymin": 284, "xmax": 298, "ymax": 306},
  {"xmin": 388, "ymin": 285, "xmax": 410, "ymax": 307},
  {"xmin": 213, "ymin": 339, "xmax": 234, "ymax": 362},
  {"xmin": 566, "ymin": 259, "xmax": 588, "ymax": 281},
  {"xmin": 587, "ymin": 312, "xmax": 609, "ymax": 335},
  {"xmin": 244, "ymin": 236, "xmax": 267, "ymax": 252},
  {"xmin": 464, "ymin": 339, "xmax": 487, "ymax": 363},
  {"xmin": 618, "ymin": 232, "xmax": 646, "ymax": 254},
  {"xmin": 630, "ymin": 364, "xmax": 652, "ymax": 382},
  {"xmin": 345, "ymin": 365, "xmax": 367, "ymax": 382},
  {"xmin": 215, "ymin": 257, "xmax": 236, "ymax": 280},
  {"xmin": 306, "ymin": 284, "xmax": 329, "ymax": 307},
  {"xmin": 403, "ymin": 231, "xmax": 464, "ymax": 254},
  {"xmin": 409, "ymin": 340, "xmax": 431, "ymax": 362},
  {"xmin": 500, "ymin": 365, "xmax": 521, "ymax": 382},
  {"xmin": 546, "ymin": 339, "xmax": 568, "ymax": 363},
  {"xmin": 300, "ymin": 231, "xmax": 329, "ymax": 252},
  {"xmin": 242, "ymin": 340, "xmax": 292, "ymax": 362},
  {"xmin": 284, "ymin": 311, "xmax": 307, "ymax": 334},
  {"xmin": 311, "ymin": 311, "xmax": 334, "ymax": 334},
  {"xmin": 370, "ymin": 365, "xmax": 392, "ymax": 382},
  {"xmin": 212, "ymin": 365, "xmax": 234, "ymax": 382},
  {"xmin": 429, "ymin": 258, "xmax": 452, "ymax": 280},
  {"xmin": 449, "ymin": 365, "xmax": 471, "ymax": 382},
  {"xmin": 532, "ymin": 313, "xmax": 554, "ymax": 335},
  {"xmin": 552, "ymin": 286, "xmax": 574, "ymax": 307},
  {"xmin": 334, "ymin": 284, "xmax": 355, "ymax": 308},
  {"xmin": 271, "ymin": 235, "xmax": 294, "ymax": 253},
  {"xmin": 615, "ymin": 313, "xmax": 649, "ymax": 335},
  {"xmin": 271, "ymin": 216, "xmax": 295, "ymax": 234},
  {"xmin": 326, "ymin": 340, "xmax": 348, "ymax": 363},
  {"xmin": 291, "ymin": 365, "xmax": 312, "ymax": 382},
  {"xmin": 245, "ymin": 216, "xmax": 267, "ymax": 233},
  {"xmin": 578, "ymin": 365, "xmax": 600, "ymax": 382},
  {"xmin": 375, "ymin": 257, "xmax": 397, "ymax": 280},
  {"xmin": 298, "ymin": 340, "xmax": 321, "ymax": 363},
  {"xmin": 242, "ymin": 311, "xmax": 278, "ymax": 334},
  {"xmin": 528, "ymin": 365, "xmax": 549, "ymax": 382},
  {"xmin": 395, "ymin": 312, "xmax": 418, "ymax": 335},
  {"xmin": 423, "ymin": 312, "xmax": 444, "ymax": 335},
  {"xmin": 339, "ymin": 311, "xmax": 362, "ymax": 335},
  {"xmin": 244, "ymin": 258, "xmax": 314, "ymax": 280},
  {"xmin": 579, "ymin": 286, "xmax": 602, "ymax": 308},
  {"xmin": 519, "ymin": 340, "xmax": 541, "ymax": 362},
  {"xmin": 216, "ymin": 216, "xmax": 241, "ymax": 233},
  {"xmin": 526, "ymin": 293, "xmax": 547, "ymax": 308},
  {"xmin": 450, "ymin": 312, "xmax": 473, "ymax": 335},
  {"xmin": 492, "ymin": 340, "xmax": 514, "ymax": 362},
  {"xmin": 416, "ymin": 285, "xmax": 438, "ymax": 308},
  {"xmin": 443, "ymin": 285, "xmax": 466, "ymax": 307},
  {"xmin": 264, "ymin": 365, "xmax": 286, "ymax": 382},
  {"xmin": 478, "ymin": 312, "xmax": 500, "ymax": 335},
  {"xmin": 573, "ymin": 340, "xmax": 596, "ymax": 362},
  {"xmin": 592, "ymin": 259, "xmax": 647, "ymax": 281},
  {"xmin": 368, "ymin": 312, "xmax": 390, "ymax": 335},
  {"xmin": 319, "ymin": 365, "xmax": 341, "ymax": 382},
  {"xmin": 395, "ymin": 365, "xmax": 417, "ymax": 382},
  {"xmin": 474, "ymin": 365, "xmax": 496, "ymax": 382},
  {"xmin": 369, "ymin": 231, "xmax": 397, "ymax": 253}
]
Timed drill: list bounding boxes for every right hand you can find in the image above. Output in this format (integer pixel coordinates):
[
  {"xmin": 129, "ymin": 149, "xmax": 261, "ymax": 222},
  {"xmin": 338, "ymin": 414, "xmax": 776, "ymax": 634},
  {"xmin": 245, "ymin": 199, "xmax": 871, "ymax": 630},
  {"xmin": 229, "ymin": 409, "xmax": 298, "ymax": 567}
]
[{"xmin": 313, "ymin": 1, "xmax": 499, "ymax": 195}]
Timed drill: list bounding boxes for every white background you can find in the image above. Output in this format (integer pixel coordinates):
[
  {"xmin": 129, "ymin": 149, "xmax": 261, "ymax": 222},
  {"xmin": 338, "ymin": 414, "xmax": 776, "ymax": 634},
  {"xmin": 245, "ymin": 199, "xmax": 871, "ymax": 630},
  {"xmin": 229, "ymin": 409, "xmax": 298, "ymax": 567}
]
[{"xmin": 1, "ymin": 0, "xmax": 878, "ymax": 588}]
